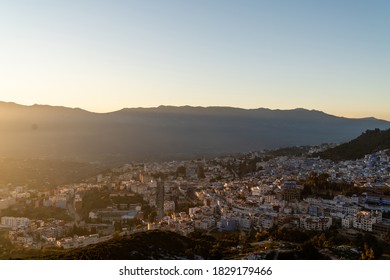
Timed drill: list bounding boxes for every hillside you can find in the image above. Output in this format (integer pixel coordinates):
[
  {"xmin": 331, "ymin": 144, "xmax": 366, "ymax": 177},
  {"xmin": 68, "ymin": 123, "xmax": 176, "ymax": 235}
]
[
  {"xmin": 317, "ymin": 128, "xmax": 390, "ymax": 161},
  {"xmin": 1, "ymin": 102, "xmax": 389, "ymax": 164},
  {"xmin": 29, "ymin": 231, "xmax": 213, "ymax": 260},
  {"xmin": 24, "ymin": 230, "xmax": 331, "ymax": 260},
  {"xmin": 0, "ymin": 158, "xmax": 103, "ymax": 188}
]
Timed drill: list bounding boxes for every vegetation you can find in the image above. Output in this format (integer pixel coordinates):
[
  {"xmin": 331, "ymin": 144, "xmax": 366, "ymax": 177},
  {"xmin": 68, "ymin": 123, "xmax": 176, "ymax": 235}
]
[
  {"xmin": 265, "ymin": 146, "xmax": 309, "ymax": 158},
  {"xmin": 0, "ymin": 158, "xmax": 103, "ymax": 189},
  {"xmin": 268, "ymin": 227, "xmax": 390, "ymax": 260},
  {"xmin": 79, "ymin": 190, "xmax": 111, "ymax": 220},
  {"xmin": 0, "ymin": 206, "xmax": 72, "ymax": 221},
  {"xmin": 29, "ymin": 231, "xmax": 207, "ymax": 260},
  {"xmin": 301, "ymin": 172, "xmax": 357, "ymax": 198},
  {"xmin": 0, "ymin": 229, "xmax": 14, "ymax": 259},
  {"xmin": 1, "ymin": 223, "xmax": 389, "ymax": 260},
  {"xmin": 317, "ymin": 128, "xmax": 390, "ymax": 161},
  {"xmin": 237, "ymin": 157, "xmax": 263, "ymax": 178},
  {"xmin": 110, "ymin": 193, "xmax": 144, "ymax": 204},
  {"xmin": 176, "ymin": 166, "xmax": 186, "ymax": 177},
  {"xmin": 24, "ymin": 230, "xmax": 251, "ymax": 260},
  {"xmin": 197, "ymin": 165, "xmax": 206, "ymax": 179}
]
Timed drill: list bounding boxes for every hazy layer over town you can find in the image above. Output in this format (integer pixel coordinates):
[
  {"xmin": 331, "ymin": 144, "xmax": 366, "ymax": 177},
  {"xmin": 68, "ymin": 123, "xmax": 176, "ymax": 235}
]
[{"xmin": 1, "ymin": 119, "xmax": 390, "ymax": 259}]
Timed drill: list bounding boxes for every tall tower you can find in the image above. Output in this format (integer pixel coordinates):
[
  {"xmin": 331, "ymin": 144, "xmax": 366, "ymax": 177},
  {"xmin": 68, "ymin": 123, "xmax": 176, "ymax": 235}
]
[{"xmin": 156, "ymin": 179, "xmax": 165, "ymax": 220}]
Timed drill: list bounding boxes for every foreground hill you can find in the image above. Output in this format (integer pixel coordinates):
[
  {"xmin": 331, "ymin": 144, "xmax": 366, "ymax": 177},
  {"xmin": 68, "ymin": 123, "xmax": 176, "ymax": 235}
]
[
  {"xmin": 27, "ymin": 230, "xmax": 331, "ymax": 260},
  {"xmin": 1, "ymin": 102, "xmax": 389, "ymax": 164},
  {"xmin": 317, "ymin": 128, "xmax": 390, "ymax": 161},
  {"xmin": 31, "ymin": 231, "xmax": 209, "ymax": 260}
]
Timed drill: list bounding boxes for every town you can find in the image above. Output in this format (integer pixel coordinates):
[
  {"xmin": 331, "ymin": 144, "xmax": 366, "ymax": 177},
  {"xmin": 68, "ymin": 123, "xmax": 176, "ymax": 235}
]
[{"xmin": 1, "ymin": 146, "xmax": 390, "ymax": 259}]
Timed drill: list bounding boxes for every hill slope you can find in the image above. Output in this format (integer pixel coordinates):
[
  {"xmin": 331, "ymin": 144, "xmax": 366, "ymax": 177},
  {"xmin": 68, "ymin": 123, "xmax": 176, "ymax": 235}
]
[
  {"xmin": 317, "ymin": 128, "xmax": 390, "ymax": 161},
  {"xmin": 31, "ymin": 231, "xmax": 209, "ymax": 260}
]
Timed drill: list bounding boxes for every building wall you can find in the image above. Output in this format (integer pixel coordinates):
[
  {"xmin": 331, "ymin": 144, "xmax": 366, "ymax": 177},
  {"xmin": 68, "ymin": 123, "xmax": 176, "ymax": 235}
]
[{"xmin": 1, "ymin": 216, "xmax": 30, "ymax": 228}]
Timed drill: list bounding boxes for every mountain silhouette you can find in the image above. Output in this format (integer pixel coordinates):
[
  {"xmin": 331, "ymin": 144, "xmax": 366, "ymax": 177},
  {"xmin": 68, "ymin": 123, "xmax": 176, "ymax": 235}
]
[{"xmin": 1, "ymin": 102, "xmax": 389, "ymax": 164}]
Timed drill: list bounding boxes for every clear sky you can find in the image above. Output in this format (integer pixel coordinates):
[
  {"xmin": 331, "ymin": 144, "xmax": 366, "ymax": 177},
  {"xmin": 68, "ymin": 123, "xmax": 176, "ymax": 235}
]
[{"xmin": 0, "ymin": 0, "xmax": 389, "ymax": 120}]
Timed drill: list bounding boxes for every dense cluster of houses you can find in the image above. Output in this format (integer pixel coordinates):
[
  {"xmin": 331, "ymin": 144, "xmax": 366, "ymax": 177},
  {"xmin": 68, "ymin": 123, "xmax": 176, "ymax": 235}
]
[{"xmin": 1, "ymin": 149, "xmax": 389, "ymax": 249}]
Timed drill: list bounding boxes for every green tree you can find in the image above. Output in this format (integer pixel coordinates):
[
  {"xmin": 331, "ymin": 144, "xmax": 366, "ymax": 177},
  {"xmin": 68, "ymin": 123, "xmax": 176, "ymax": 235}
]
[
  {"xmin": 148, "ymin": 210, "xmax": 157, "ymax": 223},
  {"xmin": 255, "ymin": 230, "xmax": 270, "ymax": 242},
  {"xmin": 361, "ymin": 243, "xmax": 375, "ymax": 260},
  {"xmin": 176, "ymin": 166, "xmax": 186, "ymax": 177},
  {"xmin": 197, "ymin": 165, "xmax": 205, "ymax": 179}
]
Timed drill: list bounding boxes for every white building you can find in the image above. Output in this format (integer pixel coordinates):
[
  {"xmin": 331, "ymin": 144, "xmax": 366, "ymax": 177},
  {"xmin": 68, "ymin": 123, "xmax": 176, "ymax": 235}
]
[
  {"xmin": 164, "ymin": 200, "xmax": 175, "ymax": 213},
  {"xmin": 300, "ymin": 215, "xmax": 332, "ymax": 231},
  {"xmin": 251, "ymin": 185, "xmax": 272, "ymax": 196},
  {"xmin": 194, "ymin": 217, "xmax": 215, "ymax": 230},
  {"xmin": 353, "ymin": 211, "xmax": 382, "ymax": 232},
  {"xmin": 55, "ymin": 196, "xmax": 68, "ymax": 209},
  {"xmin": 1, "ymin": 216, "xmax": 30, "ymax": 229},
  {"xmin": 56, "ymin": 234, "xmax": 101, "ymax": 249},
  {"xmin": 262, "ymin": 214, "xmax": 276, "ymax": 230},
  {"xmin": 238, "ymin": 216, "xmax": 252, "ymax": 230},
  {"xmin": 341, "ymin": 216, "xmax": 354, "ymax": 229}
]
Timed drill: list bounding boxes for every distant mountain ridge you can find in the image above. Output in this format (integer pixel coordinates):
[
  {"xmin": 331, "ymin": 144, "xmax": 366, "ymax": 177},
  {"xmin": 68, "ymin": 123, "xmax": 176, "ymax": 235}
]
[{"xmin": 0, "ymin": 101, "xmax": 389, "ymax": 164}]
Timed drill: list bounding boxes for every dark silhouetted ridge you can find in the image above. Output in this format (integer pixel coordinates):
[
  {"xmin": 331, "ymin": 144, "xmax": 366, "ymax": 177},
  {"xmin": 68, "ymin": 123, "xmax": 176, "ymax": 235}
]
[
  {"xmin": 32, "ymin": 231, "xmax": 203, "ymax": 260},
  {"xmin": 1, "ymin": 102, "xmax": 389, "ymax": 164},
  {"xmin": 317, "ymin": 128, "xmax": 390, "ymax": 161}
]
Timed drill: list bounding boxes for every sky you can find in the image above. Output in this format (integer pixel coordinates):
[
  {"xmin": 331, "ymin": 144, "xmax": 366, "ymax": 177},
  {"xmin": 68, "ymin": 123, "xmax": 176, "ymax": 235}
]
[{"xmin": 0, "ymin": 0, "xmax": 389, "ymax": 120}]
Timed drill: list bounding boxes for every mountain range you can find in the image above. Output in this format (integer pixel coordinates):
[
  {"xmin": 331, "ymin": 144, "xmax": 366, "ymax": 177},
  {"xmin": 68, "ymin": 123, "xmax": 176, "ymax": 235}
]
[{"xmin": 1, "ymin": 101, "xmax": 389, "ymax": 164}]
